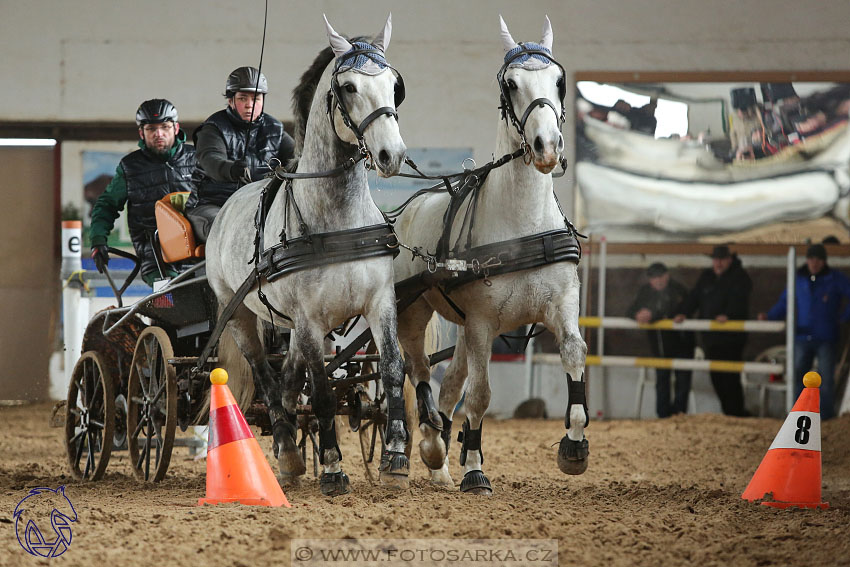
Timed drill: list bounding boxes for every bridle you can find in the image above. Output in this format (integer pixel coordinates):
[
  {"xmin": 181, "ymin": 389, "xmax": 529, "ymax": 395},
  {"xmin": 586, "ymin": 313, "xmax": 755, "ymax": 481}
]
[
  {"xmin": 496, "ymin": 43, "xmax": 567, "ymax": 155},
  {"xmin": 326, "ymin": 42, "xmax": 406, "ymax": 156}
]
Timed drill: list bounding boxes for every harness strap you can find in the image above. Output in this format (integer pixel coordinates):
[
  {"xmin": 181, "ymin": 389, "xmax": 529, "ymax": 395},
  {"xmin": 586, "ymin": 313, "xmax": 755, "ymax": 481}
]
[
  {"xmin": 358, "ymin": 106, "xmax": 397, "ymax": 134},
  {"xmin": 258, "ymin": 224, "xmax": 399, "ymax": 282},
  {"xmin": 438, "ymin": 285, "xmax": 467, "ymax": 321},
  {"xmin": 519, "ymin": 97, "xmax": 559, "ymax": 132},
  {"xmin": 442, "ymin": 228, "xmax": 581, "ymax": 293}
]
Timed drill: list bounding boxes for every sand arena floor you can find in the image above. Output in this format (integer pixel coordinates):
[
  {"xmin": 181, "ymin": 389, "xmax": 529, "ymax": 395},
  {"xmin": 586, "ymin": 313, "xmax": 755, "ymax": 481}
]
[{"xmin": 1, "ymin": 402, "xmax": 849, "ymax": 566}]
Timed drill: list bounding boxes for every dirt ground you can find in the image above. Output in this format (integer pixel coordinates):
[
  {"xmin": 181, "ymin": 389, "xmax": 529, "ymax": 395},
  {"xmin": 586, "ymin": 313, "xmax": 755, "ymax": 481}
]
[{"xmin": 1, "ymin": 402, "xmax": 849, "ymax": 567}]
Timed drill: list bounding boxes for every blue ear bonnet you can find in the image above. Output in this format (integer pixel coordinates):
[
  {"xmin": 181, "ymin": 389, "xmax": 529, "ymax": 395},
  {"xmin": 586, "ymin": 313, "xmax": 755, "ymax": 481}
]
[
  {"xmin": 336, "ymin": 41, "xmax": 388, "ymax": 72},
  {"xmin": 504, "ymin": 42, "xmax": 552, "ymax": 67}
]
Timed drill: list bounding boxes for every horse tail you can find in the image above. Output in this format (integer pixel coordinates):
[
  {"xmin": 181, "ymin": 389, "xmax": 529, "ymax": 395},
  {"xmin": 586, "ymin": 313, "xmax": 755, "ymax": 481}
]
[
  {"xmin": 423, "ymin": 312, "xmax": 444, "ymax": 362},
  {"xmin": 193, "ymin": 321, "xmax": 261, "ymax": 423}
]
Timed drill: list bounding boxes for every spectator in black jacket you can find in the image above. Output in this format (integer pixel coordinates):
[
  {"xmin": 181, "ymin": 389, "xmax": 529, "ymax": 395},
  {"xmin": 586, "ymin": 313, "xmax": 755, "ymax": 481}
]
[
  {"xmin": 627, "ymin": 262, "xmax": 694, "ymax": 417},
  {"xmin": 675, "ymin": 245, "xmax": 753, "ymax": 417}
]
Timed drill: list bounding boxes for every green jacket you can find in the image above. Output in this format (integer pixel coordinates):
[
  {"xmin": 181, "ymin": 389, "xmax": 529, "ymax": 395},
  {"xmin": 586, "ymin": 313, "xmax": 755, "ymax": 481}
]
[{"xmin": 89, "ymin": 132, "xmax": 187, "ymax": 246}]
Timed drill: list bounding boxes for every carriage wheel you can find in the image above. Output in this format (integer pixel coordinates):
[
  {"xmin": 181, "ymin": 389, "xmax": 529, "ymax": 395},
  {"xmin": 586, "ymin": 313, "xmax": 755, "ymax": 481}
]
[
  {"xmin": 113, "ymin": 393, "xmax": 128, "ymax": 450},
  {"xmin": 356, "ymin": 340, "xmax": 416, "ymax": 483},
  {"xmin": 127, "ymin": 327, "xmax": 177, "ymax": 482},
  {"xmin": 358, "ymin": 386, "xmax": 386, "ymax": 486},
  {"xmin": 64, "ymin": 351, "xmax": 115, "ymax": 481}
]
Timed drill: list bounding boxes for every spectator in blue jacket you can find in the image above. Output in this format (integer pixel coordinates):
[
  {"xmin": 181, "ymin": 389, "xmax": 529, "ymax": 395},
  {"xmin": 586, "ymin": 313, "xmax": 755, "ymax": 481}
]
[{"xmin": 759, "ymin": 244, "xmax": 850, "ymax": 419}]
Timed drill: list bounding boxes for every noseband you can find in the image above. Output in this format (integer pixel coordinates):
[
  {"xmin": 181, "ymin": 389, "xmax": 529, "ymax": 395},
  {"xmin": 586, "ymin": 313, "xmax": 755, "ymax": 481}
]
[
  {"xmin": 497, "ymin": 44, "xmax": 567, "ymax": 152},
  {"xmin": 326, "ymin": 43, "xmax": 405, "ymax": 155}
]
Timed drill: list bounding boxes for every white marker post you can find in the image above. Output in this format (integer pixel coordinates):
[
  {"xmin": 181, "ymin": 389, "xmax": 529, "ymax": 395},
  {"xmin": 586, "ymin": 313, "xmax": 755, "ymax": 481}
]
[{"xmin": 57, "ymin": 220, "xmax": 90, "ymax": 399}]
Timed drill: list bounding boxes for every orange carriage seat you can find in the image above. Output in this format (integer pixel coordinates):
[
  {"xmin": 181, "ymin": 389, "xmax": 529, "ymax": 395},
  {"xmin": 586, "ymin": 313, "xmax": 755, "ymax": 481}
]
[{"xmin": 154, "ymin": 192, "xmax": 205, "ymax": 263}]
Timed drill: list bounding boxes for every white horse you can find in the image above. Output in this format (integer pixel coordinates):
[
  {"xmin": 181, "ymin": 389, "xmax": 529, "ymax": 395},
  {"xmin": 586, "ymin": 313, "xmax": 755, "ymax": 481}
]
[
  {"xmin": 206, "ymin": 14, "xmax": 409, "ymax": 496},
  {"xmin": 393, "ymin": 15, "xmax": 588, "ymax": 494}
]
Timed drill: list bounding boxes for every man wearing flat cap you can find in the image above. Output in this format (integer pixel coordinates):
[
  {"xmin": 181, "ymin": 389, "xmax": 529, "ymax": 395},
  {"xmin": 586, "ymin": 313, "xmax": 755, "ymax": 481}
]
[
  {"xmin": 760, "ymin": 243, "xmax": 850, "ymax": 419},
  {"xmin": 628, "ymin": 262, "xmax": 694, "ymax": 417},
  {"xmin": 675, "ymin": 245, "xmax": 752, "ymax": 416}
]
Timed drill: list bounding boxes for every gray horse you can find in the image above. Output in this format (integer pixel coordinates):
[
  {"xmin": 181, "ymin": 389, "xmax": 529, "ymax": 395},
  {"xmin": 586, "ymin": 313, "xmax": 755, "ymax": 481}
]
[
  {"xmin": 393, "ymin": 16, "xmax": 588, "ymax": 494},
  {"xmin": 206, "ymin": 14, "xmax": 409, "ymax": 496}
]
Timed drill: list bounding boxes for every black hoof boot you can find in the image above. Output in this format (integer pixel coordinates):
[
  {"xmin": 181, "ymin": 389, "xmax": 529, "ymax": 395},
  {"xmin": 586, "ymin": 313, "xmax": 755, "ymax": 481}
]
[
  {"xmin": 460, "ymin": 470, "xmax": 493, "ymax": 495},
  {"xmin": 320, "ymin": 471, "xmax": 350, "ymax": 497},
  {"xmin": 378, "ymin": 450, "xmax": 410, "ymax": 489},
  {"xmin": 557, "ymin": 435, "xmax": 589, "ymax": 475}
]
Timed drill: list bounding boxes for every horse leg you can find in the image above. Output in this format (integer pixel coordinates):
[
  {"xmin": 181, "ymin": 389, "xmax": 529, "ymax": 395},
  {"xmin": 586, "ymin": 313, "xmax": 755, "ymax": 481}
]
[
  {"xmin": 276, "ymin": 340, "xmax": 308, "ymax": 483},
  {"xmin": 425, "ymin": 329, "xmax": 469, "ymax": 487},
  {"xmin": 297, "ymin": 324, "xmax": 349, "ymax": 496},
  {"xmin": 544, "ymin": 276, "xmax": 590, "ymax": 475},
  {"xmin": 224, "ymin": 305, "xmax": 303, "ymax": 479},
  {"xmin": 454, "ymin": 319, "xmax": 495, "ymax": 495},
  {"xmin": 397, "ymin": 299, "xmax": 443, "ymax": 469},
  {"xmin": 365, "ymin": 290, "xmax": 410, "ymax": 489}
]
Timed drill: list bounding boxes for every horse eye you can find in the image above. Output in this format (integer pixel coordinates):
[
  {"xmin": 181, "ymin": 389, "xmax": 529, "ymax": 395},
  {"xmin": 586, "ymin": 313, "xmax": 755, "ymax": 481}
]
[
  {"xmin": 556, "ymin": 77, "xmax": 564, "ymax": 89},
  {"xmin": 506, "ymin": 79, "xmax": 518, "ymax": 91},
  {"xmin": 343, "ymin": 84, "xmax": 357, "ymax": 94}
]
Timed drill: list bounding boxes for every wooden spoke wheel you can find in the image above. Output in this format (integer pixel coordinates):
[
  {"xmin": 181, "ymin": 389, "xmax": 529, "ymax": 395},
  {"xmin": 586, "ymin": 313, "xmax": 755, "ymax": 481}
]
[
  {"xmin": 356, "ymin": 339, "xmax": 417, "ymax": 484},
  {"xmin": 358, "ymin": 383, "xmax": 386, "ymax": 485},
  {"xmin": 127, "ymin": 327, "xmax": 177, "ymax": 482},
  {"xmin": 64, "ymin": 351, "xmax": 115, "ymax": 481}
]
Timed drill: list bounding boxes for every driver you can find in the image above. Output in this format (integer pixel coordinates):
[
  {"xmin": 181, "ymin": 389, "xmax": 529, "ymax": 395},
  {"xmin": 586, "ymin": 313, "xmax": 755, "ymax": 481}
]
[
  {"xmin": 89, "ymin": 99, "xmax": 196, "ymax": 286},
  {"xmin": 185, "ymin": 66, "xmax": 295, "ymax": 242}
]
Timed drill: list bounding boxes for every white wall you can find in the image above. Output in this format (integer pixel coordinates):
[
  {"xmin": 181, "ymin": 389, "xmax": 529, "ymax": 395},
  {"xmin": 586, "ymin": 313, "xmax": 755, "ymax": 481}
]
[{"xmin": 3, "ymin": 0, "xmax": 849, "ymax": 210}]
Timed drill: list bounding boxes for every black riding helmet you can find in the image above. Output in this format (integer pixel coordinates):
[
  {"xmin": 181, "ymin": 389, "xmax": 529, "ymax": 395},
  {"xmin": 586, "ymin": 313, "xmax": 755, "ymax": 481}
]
[
  {"xmin": 135, "ymin": 99, "xmax": 178, "ymax": 126},
  {"xmin": 225, "ymin": 66, "xmax": 268, "ymax": 97}
]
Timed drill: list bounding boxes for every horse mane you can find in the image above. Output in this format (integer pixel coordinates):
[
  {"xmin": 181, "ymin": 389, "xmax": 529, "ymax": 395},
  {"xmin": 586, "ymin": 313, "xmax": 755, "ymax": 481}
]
[{"xmin": 290, "ymin": 36, "xmax": 370, "ymax": 157}]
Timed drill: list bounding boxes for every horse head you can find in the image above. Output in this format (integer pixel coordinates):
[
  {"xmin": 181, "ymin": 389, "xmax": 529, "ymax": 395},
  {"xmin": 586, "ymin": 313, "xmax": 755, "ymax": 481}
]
[
  {"xmin": 498, "ymin": 15, "xmax": 566, "ymax": 174},
  {"xmin": 324, "ymin": 14, "xmax": 407, "ymax": 177}
]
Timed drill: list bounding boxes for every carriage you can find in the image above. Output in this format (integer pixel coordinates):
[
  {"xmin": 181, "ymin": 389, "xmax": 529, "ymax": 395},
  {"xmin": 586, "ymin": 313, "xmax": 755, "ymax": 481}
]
[{"xmin": 63, "ymin": 189, "xmax": 415, "ymax": 484}]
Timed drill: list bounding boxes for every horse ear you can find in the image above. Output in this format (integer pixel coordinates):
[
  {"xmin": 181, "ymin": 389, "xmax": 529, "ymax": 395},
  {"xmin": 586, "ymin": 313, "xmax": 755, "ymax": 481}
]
[
  {"xmin": 541, "ymin": 15, "xmax": 553, "ymax": 51},
  {"xmin": 499, "ymin": 15, "xmax": 518, "ymax": 53},
  {"xmin": 373, "ymin": 12, "xmax": 392, "ymax": 52},
  {"xmin": 324, "ymin": 14, "xmax": 353, "ymax": 58}
]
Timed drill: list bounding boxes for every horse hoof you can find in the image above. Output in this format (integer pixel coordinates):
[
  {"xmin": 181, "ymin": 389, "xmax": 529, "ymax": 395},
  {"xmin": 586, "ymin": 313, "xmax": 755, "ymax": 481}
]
[
  {"xmin": 430, "ymin": 467, "xmax": 454, "ymax": 487},
  {"xmin": 277, "ymin": 473, "xmax": 301, "ymax": 487},
  {"xmin": 379, "ymin": 471, "xmax": 410, "ymax": 490},
  {"xmin": 320, "ymin": 471, "xmax": 350, "ymax": 497},
  {"xmin": 418, "ymin": 434, "xmax": 446, "ymax": 471},
  {"xmin": 378, "ymin": 450, "xmax": 410, "ymax": 489},
  {"xmin": 278, "ymin": 448, "xmax": 306, "ymax": 478},
  {"xmin": 557, "ymin": 436, "xmax": 589, "ymax": 475},
  {"xmin": 460, "ymin": 470, "xmax": 493, "ymax": 495}
]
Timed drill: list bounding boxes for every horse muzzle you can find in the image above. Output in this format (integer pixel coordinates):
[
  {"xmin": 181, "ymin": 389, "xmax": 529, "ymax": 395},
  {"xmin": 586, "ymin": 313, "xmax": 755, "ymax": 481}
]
[
  {"xmin": 532, "ymin": 151, "xmax": 559, "ymax": 174},
  {"xmin": 374, "ymin": 146, "xmax": 407, "ymax": 178}
]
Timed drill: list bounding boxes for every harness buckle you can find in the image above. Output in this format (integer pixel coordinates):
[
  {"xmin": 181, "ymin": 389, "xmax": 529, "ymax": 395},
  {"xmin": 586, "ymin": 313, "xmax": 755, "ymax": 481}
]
[{"xmin": 426, "ymin": 257, "xmax": 438, "ymax": 273}]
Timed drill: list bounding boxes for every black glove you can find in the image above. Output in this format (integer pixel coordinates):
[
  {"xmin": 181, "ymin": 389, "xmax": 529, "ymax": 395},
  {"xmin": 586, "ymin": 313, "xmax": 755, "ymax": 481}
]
[
  {"xmin": 91, "ymin": 245, "xmax": 109, "ymax": 273},
  {"xmin": 230, "ymin": 159, "xmax": 251, "ymax": 185}
]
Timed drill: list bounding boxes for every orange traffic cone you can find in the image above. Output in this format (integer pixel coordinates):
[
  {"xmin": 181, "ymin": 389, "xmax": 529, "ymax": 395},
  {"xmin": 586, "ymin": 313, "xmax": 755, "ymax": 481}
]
[
  {"xmin": 198, "ymin": 368, "xmax": 290, "ymax": 507},
  {"xmin": 741, "ymin": 371, "xmax": 828, "ymax": 509}
]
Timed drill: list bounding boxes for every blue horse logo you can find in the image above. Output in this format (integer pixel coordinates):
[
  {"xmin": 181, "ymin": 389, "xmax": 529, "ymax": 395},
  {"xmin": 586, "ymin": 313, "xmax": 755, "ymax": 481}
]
[{"xmin": 13, "ymin": 486, "xmax": 78, "ymax": 557}]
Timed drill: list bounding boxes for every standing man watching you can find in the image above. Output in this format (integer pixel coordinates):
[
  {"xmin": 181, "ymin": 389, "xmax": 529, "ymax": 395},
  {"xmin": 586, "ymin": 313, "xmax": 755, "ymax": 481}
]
[
  {"xmin": 90, "ymin": 99, "xmax": 196, "ymax": 286},
  {"xmin": 759, "ymin": 244, "xmax": 850, "ymax": 419},
  {"xmin": 627, "ymin": 262, "xmax": 694, "ymax": 417},
  {"xmin": 185, "ymin": 66, "xmax": 295, "ymax": 241},
  {"xmin": 675, "ymin": 245, "xmax": 753, "ymax": 417}
]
